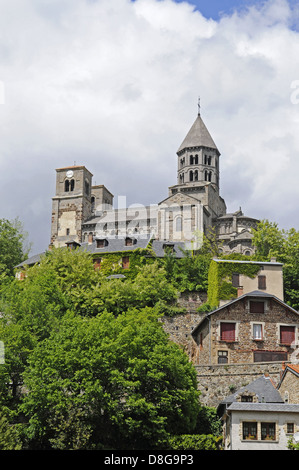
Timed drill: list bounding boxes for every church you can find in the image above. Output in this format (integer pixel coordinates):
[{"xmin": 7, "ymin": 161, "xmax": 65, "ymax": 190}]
[{"xmin": 50, "ymin": 107, "xmax": 259, "ymax": 256}]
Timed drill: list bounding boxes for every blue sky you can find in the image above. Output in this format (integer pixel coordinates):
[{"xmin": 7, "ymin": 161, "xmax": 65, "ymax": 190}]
[{"xmin": 171, "ymin": 0, "xmax": 258, "ymax": 19}]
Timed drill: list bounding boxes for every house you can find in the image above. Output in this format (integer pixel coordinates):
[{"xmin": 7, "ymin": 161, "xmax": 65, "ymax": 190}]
[
  {"xmin": 277, "ymin": 363, "xmax": 299, "ymax": 404},
  {"xmin": 191, "ymin": 291, "xmax": 299, "ymax": 366},
  {"xmin": 217, "ymin": 375, "xmax": 299, "ymax": 450},
  {"xmin": 208, "ymin": 257, "xmax": 284, "ymax": 307}
]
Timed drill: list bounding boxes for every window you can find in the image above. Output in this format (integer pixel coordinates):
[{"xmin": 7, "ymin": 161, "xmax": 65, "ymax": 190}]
[
  {"xmin": 220, "ymin": 323, "xmax": 236, "ymax": 342},
  {"xmin": 232, "ymin": 273, "xmax": 240, "ymax": 288},
  {"xmin": 280, "ymin": 326, "xmax": 295, "ymax": 345},
  {"xmin": 66, "ymin": 228, "xmax": 70, "ymax": 236},
  {"xmin": 125, "ymin": 237, "xmax": 133, "ymax": 246},
  {"xmin": 97, "ymin": 239, "xmax": 108, "ymax": 248},
  {"xmin": 243, "ymin": 422, "xmax": 257, "ymax": 440},
  {"xmin": 250, "ymin": 301, "xmax": 265, "ymax": 313},
  {"xmin": 175, "ymin": 216, "xmax": 182, "ymax": 232},
  {"xmin": 253, "ymin": 350, "xmax": 288, "ymax": 362},
  {"xmin": 258, "ymin": 275, "xmax": 266, "ymax": 290},
  {"xmin": 287, "ymin": 423, "xmax": 294, "ymax": 434},
  {"xmin": 253, "ymin": 324, "xmax": 263, "ymax": 340},
  {"xmin": 94, "ymin": 258, "xmax": 101, "ymax": 270},
  {"xmin": 261, "ymin": 422, "xmax": 276, "ymax": 440},
  {"xmin": 122, "ymin": 256, "xmax": 130, "ymax": 269},
  {"xmin": 241, "ymin": 396, "xmax": 253, "ymax": 402},
  {"xmin": 218, "ymin": 350, "xmax": 228, "ymax": 364}
]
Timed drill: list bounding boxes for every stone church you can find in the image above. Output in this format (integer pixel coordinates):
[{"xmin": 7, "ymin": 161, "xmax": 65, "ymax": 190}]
[{"xmin": 50, "ymin": 108, "xmax": 259, "ymax": 255}]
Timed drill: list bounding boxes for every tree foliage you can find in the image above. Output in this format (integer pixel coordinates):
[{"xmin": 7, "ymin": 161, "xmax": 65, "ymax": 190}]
[
  {"xmin": 21, "ymin": 309, "xmax": 200, "ymax": 450},
  {"xmin": 252, "ymin": 219, "xmax": 299, "ymax": 309},
  {"xmin": 0, "ymin": 218, "xmax": 30, "ymax": 276}
]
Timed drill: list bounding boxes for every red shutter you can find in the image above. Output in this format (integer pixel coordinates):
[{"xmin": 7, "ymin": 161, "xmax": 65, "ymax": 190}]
[
  {"xmin": 280, "ymin": 326, "xmax": 295, "ymax": 345},
  {"xmin": 220, "ymin": 323, "xmax": 235, "ymax": 341}
]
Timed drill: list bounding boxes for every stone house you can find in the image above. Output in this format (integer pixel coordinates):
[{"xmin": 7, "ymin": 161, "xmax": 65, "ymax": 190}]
[
  {"xmin": 217, "ymin": 375, "xmax": 299, "ymax": 450},
  {"xmin": 191, "ymin": 291, "xmax": 299, "ymax": 366},
  {"xmin": 277, "ymin": 364, "xmax": 299, "ymax": 404}
]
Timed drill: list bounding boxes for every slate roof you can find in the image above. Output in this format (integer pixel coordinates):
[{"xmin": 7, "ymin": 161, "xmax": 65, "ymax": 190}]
[
  {"xmin": 227, "ymin": 403, "xmax": 299, "ymax": 413},
  {"xmin": 219, "ymin": 375, "xmax": 284, "ymax": 406},
  {"xmin": 177, "ymin": 113, "xmax": 219, "ymax": 154}
]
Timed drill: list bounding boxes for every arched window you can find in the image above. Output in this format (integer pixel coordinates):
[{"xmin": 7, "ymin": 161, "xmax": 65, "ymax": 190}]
[
  {"xmin": 194, "ymin": 154, "xmax": 198, "ymax": 164},
  {"xmin": 190, "ymin": 155, "xmax": 194, "ymax": 165},
  {"xmin": 190, "ymin": 170, "xmax": 194, "ymax": 182},
  {"xmin": 65, "ymin": 180, "xmax": 70, "ymax": 192},
  {"xmin": 208, "ymin": 171, "xmax": 212, "ymax": 182},
  {"xmin": 194, "ymin": 170, "xmax": 198, "ymax": 181}
]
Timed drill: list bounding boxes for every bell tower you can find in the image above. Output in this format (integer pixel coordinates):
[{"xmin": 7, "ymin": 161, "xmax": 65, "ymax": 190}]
[
  {"xmin": 176, "ymin": 107, "xmax": 220, "ymax": 191},
  {"xmin": 50, "ymin": 165, "xmax": 93, "ymax": 247}
]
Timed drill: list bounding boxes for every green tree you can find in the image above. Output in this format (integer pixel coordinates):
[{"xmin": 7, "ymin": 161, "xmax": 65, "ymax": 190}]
[
  {"xmin": 252, "ymin": 219, "xmax": 299, "ymax": 309},
  {"xmin": 0, "ymin": 410, "xmax": 22, "ymax": 450},
  {"xmin": 21, "ymin": 309, "xmax": 200, "ymax": 450},
  {"xmin": 0, "ymin": 218, "xmax": 30, "ymax": 276}
]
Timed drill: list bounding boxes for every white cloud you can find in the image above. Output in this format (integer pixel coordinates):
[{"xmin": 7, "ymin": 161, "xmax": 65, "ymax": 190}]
[{"xmin": 0, "ymin": 0, "xmax": 298, "ymax": 253}]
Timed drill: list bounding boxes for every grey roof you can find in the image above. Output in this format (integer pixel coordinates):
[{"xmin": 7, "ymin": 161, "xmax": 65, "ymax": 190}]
[
  {"xmin": 220, "ymin": 375, "xmax": 284, "ymax": 406},
  {"xmin": 81, "ymin": 236, "xmax": 151, "ymax": 254},
  {"xmin": 177, "ymin": 114, "xmax": 219, "ymax": 154},
  {"xmin": 151, "ymin": 240, "xmax": 187, "ymax": 259},
  {"xmin": 16, "ymin": 252, "xmax": 44, "ymax": 268},
  {"xmin": 227, "ymin": 403, "xmax": 299, "ymax": 413},
  {"xmin": 213, "ymin": 258, "xmax": 283, "ymax": 266}
]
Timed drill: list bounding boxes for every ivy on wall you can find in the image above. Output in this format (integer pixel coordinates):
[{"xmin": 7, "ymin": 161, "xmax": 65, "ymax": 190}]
[
  {"xmin": 207, "ymin": 258, "xmax": 261, "ymax": 308},
  {"xmin": 94, "ymin": 248, "xmax": 154, "ymax": 279}
]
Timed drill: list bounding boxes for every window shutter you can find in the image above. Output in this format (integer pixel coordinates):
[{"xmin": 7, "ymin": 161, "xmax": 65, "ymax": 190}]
[
  {"xmin": 258, "ymin": 275, "xmax": 266, "ymax": 290},
  {"xmin": 220, "ymin": 323, "xmax": 235, "ymax": 341},
  {"xmin": 280, "ymin": 326, "xmax": 295, "ymax": 345},
  {"xmin": 250, "ymin": 301, "xmax": 265, "ymax": 313}
]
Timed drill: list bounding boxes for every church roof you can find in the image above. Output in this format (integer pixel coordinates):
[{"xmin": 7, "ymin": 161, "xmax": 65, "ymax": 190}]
[{"xmin": 177, "ymin": 113, "xmax": 219, "ymax": 154}]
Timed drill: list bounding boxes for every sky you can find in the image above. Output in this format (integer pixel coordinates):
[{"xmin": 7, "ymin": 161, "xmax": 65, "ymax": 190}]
[{"xmin": 1, "ymin": 0, "xmax": 299, "ymax": 255}]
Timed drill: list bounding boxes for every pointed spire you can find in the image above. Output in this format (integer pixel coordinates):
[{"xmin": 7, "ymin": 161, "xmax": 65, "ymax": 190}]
[{"xmin": 177, "ymin": 110, "xmax": 219, "ymax": 155}]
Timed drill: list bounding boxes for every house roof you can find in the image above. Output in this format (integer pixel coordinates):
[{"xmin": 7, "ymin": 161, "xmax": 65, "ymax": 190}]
[
  {"xmin": 277, "ymin": 363, "xmax": 299, "ymax": 389},
  {"xmin": 219, "ymin": 375, "xmax": 284, "ymax": 407},
  {"xmin": 212, "ymin": 258, "xmax": 283, "ymax": 266},
  {"xmin": 177, "ymin": 113, "xmax": 219, "ymax": 154},
  {"xmin": 191, "ymin": 290, "xmax": 299, "ymax": 337},
  {"xmin": 227, "ymin": 402, "xmax": 299, "ymax": 413}
]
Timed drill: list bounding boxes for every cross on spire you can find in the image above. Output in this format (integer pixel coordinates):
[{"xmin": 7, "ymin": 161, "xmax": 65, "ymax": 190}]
[{"xmin": 198, "ymin": 96, "xmax": 201, "ymax": 116}]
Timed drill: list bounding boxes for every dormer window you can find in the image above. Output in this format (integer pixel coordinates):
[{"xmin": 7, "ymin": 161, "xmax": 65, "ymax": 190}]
[
  {"xmin": 125, "ymin": 237, "xmax": 134, "ymax": 246},
  {"xmin": 96, "ymin": 239, "xmax": 108, "ymax": 249}
]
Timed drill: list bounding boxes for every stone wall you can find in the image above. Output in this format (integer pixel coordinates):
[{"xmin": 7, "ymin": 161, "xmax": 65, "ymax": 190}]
[{"xmin": 194, "ymin": 362, "xmax": 287, "ymax": 408}]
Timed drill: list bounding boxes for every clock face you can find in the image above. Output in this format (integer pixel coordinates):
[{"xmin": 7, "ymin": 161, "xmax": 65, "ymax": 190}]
[{"xmin": 66, "ymin": 170, "xmax": 74, "ymax": 178}]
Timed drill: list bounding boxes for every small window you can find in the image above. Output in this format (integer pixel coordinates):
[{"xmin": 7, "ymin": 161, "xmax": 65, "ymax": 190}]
[
  {"xmin": 261, "ymin": 422, "xmax": 276, "ymax": 441},
  {"xmin": 254, "ymin": 350, "xmax": 288, "ymax": 362},
  {"xmin": 232, "ymin": 273, "xmax": 240, "ymax": 288},
  {"xmin": 258, "ymin": 275, "xmax": 266, "ymax": 290},
  {"xmin": 220, "ymin": 323, "xmax": 236, "ymax": 342},
  {"xmin": 250, "ymin": 301, "xmax": 265, "ymax": 313},
  {"xmin": 122, "ymin": 256, "xmax": 130, "ymax": 269},
  {"xmin": 287, "ymin": 423, "xmax": 294, "ymax": 434},
  {"xmin": 241, "ymin": 396, "xmax": 253, "ymax": 402},
  {"xmin": 97, "ymin": 239, "xmax": 108, "ymax": 248},
  {"xmin": 253, "ymin": 324, "xmax": 263, "ymax": 340},
  {"xmin": 94, "ymin": 258, "xmax": 101, "ymax": 270},
  {"xmin": 66, "ymin": 228, "xmax": 70, "ymax": 236},
  {"xmin": 218, "ymin": 350, "xmax": 228, "ymax": 364},
  {"xmin": 280, "ymin": 326, "xmax": 295, "ymax": 345},
  {"xmin": 243, "ymin": 422, "xmax": 257, "ymax": 440},
  {"xmin": 125, "ymin": 237, "xmax": 133, "ymax": 246}
]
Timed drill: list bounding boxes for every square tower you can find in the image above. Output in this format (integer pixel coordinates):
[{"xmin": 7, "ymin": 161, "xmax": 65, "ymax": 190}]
[{"xmin": 51, "ymin": 166, "xmax": 93, "ymax": 247}]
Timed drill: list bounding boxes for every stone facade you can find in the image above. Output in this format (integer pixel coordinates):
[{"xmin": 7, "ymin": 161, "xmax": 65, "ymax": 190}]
[
  {"xmin": 278, "ymin": 364, "xmax": 299, "ymax": 404},
  {"xmin": 192, "ymin": 293, "xmax": 299, "ymax": 367}
]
